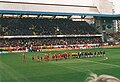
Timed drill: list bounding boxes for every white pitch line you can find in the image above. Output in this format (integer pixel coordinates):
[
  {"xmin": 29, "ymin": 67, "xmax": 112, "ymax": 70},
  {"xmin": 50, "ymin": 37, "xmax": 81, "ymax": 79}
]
[
  {"xmin": 94, "ymin": 57, "xmax": 108, "ymax": 62},
  {"xmin": 80, "ymin": 59, "xmax": 120, "ymax": 68}
]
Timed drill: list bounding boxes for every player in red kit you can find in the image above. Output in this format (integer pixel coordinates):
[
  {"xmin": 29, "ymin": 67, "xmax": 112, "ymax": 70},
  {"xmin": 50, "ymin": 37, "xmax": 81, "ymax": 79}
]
[
  {"xmin": 37, "ymin": 56, "xmax": 40, "ymax": 62},
  {"xmin": 47, "ymin": 54, "xmax": 50, "ymax": 61},
  {"xmin": 52, "ymin": 54, "xmax": 55, "ymax": 60},
  {"xmin": 23, "ymin": 53, "xmax": 26, "ymax": 62},
  {"xmin": 58, "ymin": 54, "xmax": 61, "ymax": 60},
  {"xmin": 32, "ymin": 56, "xmax": 35, "ymax": 61},
  {"xmin": 68, "ymin": 52, "xmax": 71, "ymax": 59},
  {"xmin": 44, "ymin": 54, "xmax": 49, "ymax": 62},
  {"xmin": 55, "ymin": 54, "xmax": 58, "ymax": 61},
  {"xmin": 40, "ymin": 56, "xmax": 42, "ymax": 61}
]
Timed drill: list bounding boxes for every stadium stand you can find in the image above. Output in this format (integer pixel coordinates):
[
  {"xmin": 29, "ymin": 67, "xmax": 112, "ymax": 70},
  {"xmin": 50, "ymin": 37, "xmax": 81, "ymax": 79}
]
[
  {"xmin": 0, "ymin": 18, "xmax": 99, "ymax": 36},
  {"xmin": 0, "ymin": 18, "xmax": 102, "ymax": 52},
  {"xmin": 0, "ymin": 37, "xmax": 102, "ymax": 52},
  {"xmin": 0, "ymin": 37, "xmax": 102, "ymax": 47},
  {"xmin": 109, "ymin": 32, "xmax": 120, "ymax": 41}
]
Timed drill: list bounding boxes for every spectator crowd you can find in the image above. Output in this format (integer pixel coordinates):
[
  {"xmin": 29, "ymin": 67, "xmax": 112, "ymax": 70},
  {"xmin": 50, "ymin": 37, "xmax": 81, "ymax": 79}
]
[
  {"xmin": 0, "ymin": 18, "xmax": 100, "ymax": 36},
  {"xmin": 0, "ymin": 18, "xmax": 102, "ymax": 51},
  {"xmin": 0, "ymin": 37, "xmax": 102, "ymax": 47}
]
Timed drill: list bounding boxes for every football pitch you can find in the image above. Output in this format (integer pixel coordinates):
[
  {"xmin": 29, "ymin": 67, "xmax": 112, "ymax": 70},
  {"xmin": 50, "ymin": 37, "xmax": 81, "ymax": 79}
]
[{"xmin": 0, "ymin": 48, "xmax": 120, "ymax": 82}]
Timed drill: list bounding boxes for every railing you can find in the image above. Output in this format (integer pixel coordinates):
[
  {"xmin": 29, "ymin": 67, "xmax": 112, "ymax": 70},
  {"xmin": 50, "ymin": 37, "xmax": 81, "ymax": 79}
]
[{"xmin": 0, "ymin": 34, "xmax": 102, "ymax": 39}]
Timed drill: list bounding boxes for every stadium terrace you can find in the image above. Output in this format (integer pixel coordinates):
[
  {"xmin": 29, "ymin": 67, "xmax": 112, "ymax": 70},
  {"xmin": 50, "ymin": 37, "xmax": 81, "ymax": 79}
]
[{"xmin": 0, "ymin": 0, "xmax": 120, "ymax": 82}]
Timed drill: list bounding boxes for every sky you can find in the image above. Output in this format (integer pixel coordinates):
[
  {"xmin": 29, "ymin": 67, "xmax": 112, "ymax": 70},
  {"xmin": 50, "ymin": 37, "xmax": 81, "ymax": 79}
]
[
  {"xmin": 0, "ymin": 0, "xmax": 120, "ymax": 14},
  {"xmin": 109, "ymin": 0, "xmax": 120, "ymax": 14}
]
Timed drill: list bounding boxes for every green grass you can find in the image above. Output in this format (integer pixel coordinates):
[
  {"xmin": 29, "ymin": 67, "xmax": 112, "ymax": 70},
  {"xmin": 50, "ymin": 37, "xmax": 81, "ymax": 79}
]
[{"xmin": 0, "ymin": 48, "xmax": 120, "ymax": 82}]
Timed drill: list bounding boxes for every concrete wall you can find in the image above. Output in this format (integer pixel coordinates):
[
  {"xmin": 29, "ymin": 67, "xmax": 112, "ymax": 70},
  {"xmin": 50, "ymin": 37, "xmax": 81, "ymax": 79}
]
[
  {"xmin": 93, "ymin": 0, "xmax": 114, "ymax": 14},
  {"xmin": 0, "ymin": 1, "xmax": 99, "ymax": 14}
]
